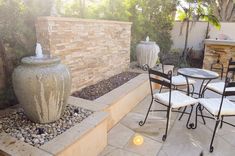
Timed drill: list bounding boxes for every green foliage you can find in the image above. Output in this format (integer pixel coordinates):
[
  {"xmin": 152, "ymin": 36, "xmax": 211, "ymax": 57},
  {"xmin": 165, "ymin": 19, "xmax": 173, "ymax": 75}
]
[
  {"xmin": 177, "ymin": 0, "xmax": 220, "ymax": 65},
  {"xmin": 0, "ymin": 0, "xmax": 53, "ymax": 58},
  {"xmin": 0, "ymin": 0, "xmax": 176, "ymax": 107},
  {"xmin": 57, "ymin": 0, "xmax": 176, "ymax": 61},
  {"xmin": 129, "ymin": 0, "xmax": 175, "ymax": 60},
  {"xmin": 0, "ymin": 0, "xmax": 52, "ymax": 108}
]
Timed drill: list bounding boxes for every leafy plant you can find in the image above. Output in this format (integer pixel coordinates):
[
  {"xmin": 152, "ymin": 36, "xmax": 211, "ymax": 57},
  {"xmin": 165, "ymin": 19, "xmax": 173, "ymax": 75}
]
[
  {"xmin": 0, "ymin": 0, "xmax": 52, "ymax": 108},
  {"xmin": 177, "ymin": 0, "xmax": 220, "ymax": 64},
  {"xmin": 56, "ymin": 0, "xmax": 176, "ymax": 61}
]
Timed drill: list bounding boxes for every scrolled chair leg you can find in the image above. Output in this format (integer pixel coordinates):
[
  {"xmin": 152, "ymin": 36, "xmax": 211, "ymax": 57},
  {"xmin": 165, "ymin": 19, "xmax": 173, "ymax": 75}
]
[
  {"xmin": 219, "ymin": 116, "xmax": 224, "ymax": 129},
  {"xmin": 199, "ymin": 105, "xmax": 206, "ymax": 125},
  {"xmin": 178, "ymin": 106, "xmax": 187, "ymax": 121},
  {"xmin": 186, "ymin": 105, "xmax": 197, "ymax": 129},
  {"xmin": 139, "ymin": 98, "xmax": 154, "ymax": 126},
  {"xmin": 162, "ymin": 107, "xmax": 171, "ymax": 141},
  {"xmin": 209, "ymin": 119, "xmax": 220, "ymax": 153}
]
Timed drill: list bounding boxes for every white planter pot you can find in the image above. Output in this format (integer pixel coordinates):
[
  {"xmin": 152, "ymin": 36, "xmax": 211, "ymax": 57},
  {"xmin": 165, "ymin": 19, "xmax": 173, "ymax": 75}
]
[{"xmin": 136, "ymin": 41, "xmax": 160, "ymax": 68}]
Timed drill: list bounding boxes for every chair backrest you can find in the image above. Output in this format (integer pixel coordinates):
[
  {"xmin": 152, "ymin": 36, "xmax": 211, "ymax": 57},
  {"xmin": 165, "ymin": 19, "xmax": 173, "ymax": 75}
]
[
  {"xmin": 212, "ymin": 58, "xmax": 235, "ymax": 117},
  {"xmin": 143, "ymin": 64, "xmax": 172, "ymax": 97},
  {"xmin": 225, "ymin": 58, "xmax": 235, "ymax": 79},
  {"xmin": 161, "ymin": 63, "xmax": 174, "ymax": 74},
  {"xmin": 217, "ymin": 77, "xmax": 235, "ymax": 117}
]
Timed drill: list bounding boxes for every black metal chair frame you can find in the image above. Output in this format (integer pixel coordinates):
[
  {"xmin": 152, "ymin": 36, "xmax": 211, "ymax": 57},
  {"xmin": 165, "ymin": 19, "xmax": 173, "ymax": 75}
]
[
  {"xmin": 159, "ymin": 63, "xmax": 195, "ymax": 96},
  {"xmin": 210, "ymin": 56, "xmax": 224, "ymax": 80},
  {"xmin": 203, "ymin": 58, "xmax": 235, "ymax": 96},
  {"xmin": 139, "ymin": 64, "xmax": 196, "ymax": 141},
  {"xmin": 193, "ymin": 59, "xmax": 235, "ymax": 152},
  {"xmin": 201, "ymin": 58, "xmax": 235, "ymax": 129}
]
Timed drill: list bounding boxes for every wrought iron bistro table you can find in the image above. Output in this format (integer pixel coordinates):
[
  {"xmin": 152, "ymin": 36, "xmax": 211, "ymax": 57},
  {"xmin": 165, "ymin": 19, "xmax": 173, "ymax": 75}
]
[
  {"xmin": 177, "ymin": 68, "xmax": 219, "ymax": 129},
  {"xmin": 178, "ymin": 68, "xmax": 219, "ymax": 98}
]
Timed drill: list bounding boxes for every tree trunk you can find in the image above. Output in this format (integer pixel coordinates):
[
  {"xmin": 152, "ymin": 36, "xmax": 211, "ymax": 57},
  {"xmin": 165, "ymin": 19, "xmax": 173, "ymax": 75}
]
[
  {"xmin": 205, "ymin": 22, "xmax": 210, "ymax": 39},
  {"xmin": 0, "ymin": 38, "xmax": 11, "ymax": 87},
  {"xmin": 201, "ymin": 22, "xmax": 210, "ymax": 65},
  {"xmin": 213, "ymin": 0, "xmax": 235, "ymax": 21},
  {"xmin": 182, "ymin": 19, "xmax": 190, "ymax": 62},
  {"xmin": 79, "ymin": 0, "xmax": 85, "ymax": 18}
]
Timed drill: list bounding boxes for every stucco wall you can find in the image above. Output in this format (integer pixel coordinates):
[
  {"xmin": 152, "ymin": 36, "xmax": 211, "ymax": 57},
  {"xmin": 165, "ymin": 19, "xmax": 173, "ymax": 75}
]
[
  {"xmin": 171, "ymin": 21, "xmax": 235, "ymax": 50},
  {"xmin": 36, "ymin": 17, "xmax": 131, "ymax": 92}
]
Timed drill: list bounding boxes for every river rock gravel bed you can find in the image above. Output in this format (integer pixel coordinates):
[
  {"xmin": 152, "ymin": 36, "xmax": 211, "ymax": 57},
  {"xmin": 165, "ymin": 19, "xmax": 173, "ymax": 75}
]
[
  {"xmin": 72, "ymin": 71, "xmax": 140, "ymax": 100},
  {"xmin": 0, "ymin": 105, "xmax": 93, "ymax": 147}
]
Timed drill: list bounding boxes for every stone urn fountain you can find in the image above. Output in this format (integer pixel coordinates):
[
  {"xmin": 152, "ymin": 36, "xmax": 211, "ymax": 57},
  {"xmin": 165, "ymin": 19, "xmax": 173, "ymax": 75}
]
[
  {"xmin": 12, "ymin": 44, "xmax": 71, "ymax": 123},
  {"xmin": 136, "ymin": 36, "xmax": 160, "ymax": 68}
]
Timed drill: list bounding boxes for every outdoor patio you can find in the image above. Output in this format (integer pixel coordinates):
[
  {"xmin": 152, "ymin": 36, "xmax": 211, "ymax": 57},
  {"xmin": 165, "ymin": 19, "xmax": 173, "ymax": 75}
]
[
  {"xmin": 100, "ymin": 79, "xmax": 235, "ymax": 156},
  {"xmin": 1, "ymin": 1, "xmax": 235, "ymax": 156}
]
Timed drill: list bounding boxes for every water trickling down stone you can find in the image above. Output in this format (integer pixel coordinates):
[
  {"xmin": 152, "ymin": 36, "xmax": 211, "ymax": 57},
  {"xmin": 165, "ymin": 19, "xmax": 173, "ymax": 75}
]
[{"xmin": 35, "ymin": 43, "xmax": 43, "ymax": 58}]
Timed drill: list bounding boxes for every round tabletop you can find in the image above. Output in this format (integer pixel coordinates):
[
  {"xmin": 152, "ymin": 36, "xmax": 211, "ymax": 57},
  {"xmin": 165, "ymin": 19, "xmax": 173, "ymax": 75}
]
[{"xmin": 178, "ymin": 68, "xmax": 219, "ymax": 80}]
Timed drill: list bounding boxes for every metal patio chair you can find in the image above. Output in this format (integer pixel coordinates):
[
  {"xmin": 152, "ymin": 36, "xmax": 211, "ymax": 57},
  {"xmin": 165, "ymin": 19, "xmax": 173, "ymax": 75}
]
[
  {"xmin": 210, "ymin": 53, "xmax": 224, "ymax": 80},
  {"xmin": 197, "ymin": 77, "xmax": 235, "ymax": 152},
  {"xmin": 160, "ymin": 64, "xmax": 196, "ymax": 95},
  {"xmin": 202, "ymin": 58, "xmax": 235, "ymax": 130},
  {"xmin": 139, "ymin": 64, "xmax": 198, "ymax": 141},
  {"xmin": 203, "ymin": 58, "xmax": 235, "ymax": 97}
]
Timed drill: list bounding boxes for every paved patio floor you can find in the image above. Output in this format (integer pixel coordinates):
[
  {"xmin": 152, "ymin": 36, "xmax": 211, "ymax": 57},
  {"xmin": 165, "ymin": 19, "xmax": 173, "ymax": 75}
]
[{"xmin": 99, "ymin": 80, "xmax": 235, "ymax": 156}]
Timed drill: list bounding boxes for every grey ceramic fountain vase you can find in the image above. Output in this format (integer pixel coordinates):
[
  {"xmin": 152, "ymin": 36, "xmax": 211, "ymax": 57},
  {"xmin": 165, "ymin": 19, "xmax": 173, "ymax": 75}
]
[{"xmin": 12, "ymin": 56, "xmax": 71, "ymax": 123}]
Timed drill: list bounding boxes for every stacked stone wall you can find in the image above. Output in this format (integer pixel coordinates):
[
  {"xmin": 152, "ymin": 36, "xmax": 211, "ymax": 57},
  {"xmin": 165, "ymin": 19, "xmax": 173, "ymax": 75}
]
[
  {"xmin": 36, "ymin": 17, "xmax": 131, "ymax": 92},
  {"xmin": 203, "ymin": 44, "xmax": 235, "ymax": 76}
]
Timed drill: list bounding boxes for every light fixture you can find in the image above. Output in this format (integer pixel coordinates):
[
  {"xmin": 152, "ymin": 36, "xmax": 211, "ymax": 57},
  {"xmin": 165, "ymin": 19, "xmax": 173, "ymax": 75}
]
[{"xmin": 133, "ymin": 134, "xmax": 144, "ymax": 146}]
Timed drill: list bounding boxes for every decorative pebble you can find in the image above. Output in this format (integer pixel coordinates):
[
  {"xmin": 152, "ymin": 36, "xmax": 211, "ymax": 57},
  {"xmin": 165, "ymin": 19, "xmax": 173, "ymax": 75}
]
[
  {"xmin": 0, "ymin": 105, "xmax": 93, "ymax": 147},
  {"xmin": 72, "ymin": 72, "xmax": 140, "ymax": 100}
]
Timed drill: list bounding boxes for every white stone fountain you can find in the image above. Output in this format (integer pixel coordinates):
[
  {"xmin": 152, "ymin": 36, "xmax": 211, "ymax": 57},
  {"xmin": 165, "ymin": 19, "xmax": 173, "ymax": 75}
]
[{"xmin": 136, "ymin": 36, "xmax": 160, "ymax": 68}]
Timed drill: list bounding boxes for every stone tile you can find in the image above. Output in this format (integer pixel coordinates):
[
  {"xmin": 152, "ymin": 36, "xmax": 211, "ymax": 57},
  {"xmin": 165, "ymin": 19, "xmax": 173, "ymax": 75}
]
[
  {"xmin": 108, "ymin": 124, "xmax": 134, "ymax": 148},
  {"xmin": 161, "ymin": 118, "xmax": 235, "ymax": 156},
  {"xmin": 98, "ymin": 145, "xmax": 117, "ymax": 156},
  {"xmin": 124, "ymin": 134, "xmax": 162, "ymax": 156},
  {"xmin": 157, "ymin": 150, "xmax": 168, "ymax": 156},
  {"xmin": 121, "ymin": 111, "xmax": 177, "ymax": 142},
  {"xmin": 162, "ymin": 142, "xmax": 203, "ymax": 156},
  {"xmin": 131, "ymin": 95, "xmax": 152, "ymax": 115},
  {"xmin": 202, "ymin": 137, "xmax": 235, "ymax": 156},
  {"xmin": 219, "ymin": 123, "xmax": 235, "ymax": 147},
  {"xmin": 101, "ymin": 148, "xmax": 141, "ymax": 156}
]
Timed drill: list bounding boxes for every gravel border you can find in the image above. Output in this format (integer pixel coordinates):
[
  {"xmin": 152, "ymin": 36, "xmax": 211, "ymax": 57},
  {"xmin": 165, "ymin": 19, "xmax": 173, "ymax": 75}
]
[
  {"xmin": 0, "ymin": 105, "xmax": 93, "ymax": 147},
  {"xmin": 72, "ymin": 72, "xmax": 140, "ymax": 100}
]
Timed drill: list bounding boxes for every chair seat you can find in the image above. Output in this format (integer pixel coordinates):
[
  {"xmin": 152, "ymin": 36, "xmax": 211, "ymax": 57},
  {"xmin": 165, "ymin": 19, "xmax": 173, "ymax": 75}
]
[
  {"xmin": 206, "ymin": 82, "xmax": 235, "ymax": 94},
  {"xmin": 199, "ymin": 98, "xmax": 235, "ymax": 116},
  {"xmin": 171, "ymin": 75, "xmax": 196, "ymax": 86},
  {"xmin": 154, "ymin": 90, "xmax": 198, "ymax": 108}
]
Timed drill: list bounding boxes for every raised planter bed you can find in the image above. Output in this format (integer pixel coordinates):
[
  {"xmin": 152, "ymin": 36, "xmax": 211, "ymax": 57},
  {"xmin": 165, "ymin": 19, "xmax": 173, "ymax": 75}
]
[
  {"xmin": 72, "ymin": 72, "xmax": 140, "ymax": 100},
  {"xmin": 69, "ymin": 73, "xmax": 150, "ymax": 130},
  {"xmin": 0, "ymin": 104, "xmax": 108, "ymax": 156},
  {"xmin": 0, "ymin": 72, "xmax": 149, "ymax": 156}
]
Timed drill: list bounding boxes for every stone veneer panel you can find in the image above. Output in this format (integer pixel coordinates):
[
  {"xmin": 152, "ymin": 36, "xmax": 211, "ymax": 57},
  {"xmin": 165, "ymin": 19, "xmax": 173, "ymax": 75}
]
[
  {"xmin": 203, "ymin": 44, "xmax": 235, "ymax": 75},
  {"xmin": 36, "ymin": 17, "xmax": 132, "ymax": 92}
]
